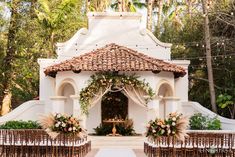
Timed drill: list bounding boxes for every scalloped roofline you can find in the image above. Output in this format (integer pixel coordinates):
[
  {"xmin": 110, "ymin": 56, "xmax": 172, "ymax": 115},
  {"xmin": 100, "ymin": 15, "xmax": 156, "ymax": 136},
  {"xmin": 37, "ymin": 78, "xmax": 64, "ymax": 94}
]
[{"xmin": 55, "ymin": 12, "xmax": 172, "ymax": 50}]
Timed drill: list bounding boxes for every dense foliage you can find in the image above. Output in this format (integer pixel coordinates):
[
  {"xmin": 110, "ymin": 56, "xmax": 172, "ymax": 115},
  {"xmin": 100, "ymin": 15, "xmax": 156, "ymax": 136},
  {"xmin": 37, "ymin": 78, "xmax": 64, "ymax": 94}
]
[
  {"xmin": 157, "ymin": 0, "xmax": 235, "ymax": 118},
  {"xmin": 0, "ymin": 0, "xmax": 86, "ymax": 111},
  {"xmin": 189, "ymin": 113, "xmax": 221, "ymax": 130},
  {"xmin": 0, "ymin": 120, "xmax": 41, "ymax": 129}
]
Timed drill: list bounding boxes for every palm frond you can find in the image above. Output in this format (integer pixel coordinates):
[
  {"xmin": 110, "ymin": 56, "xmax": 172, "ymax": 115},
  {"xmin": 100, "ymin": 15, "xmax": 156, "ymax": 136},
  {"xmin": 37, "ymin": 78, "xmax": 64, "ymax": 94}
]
[
  {"xmin": 175, "ymin": 116, "xmax": 189, "ymax": 141},
  {"xmin": 38, "ymin": 0, "xmax": 50, "ymax": 14},
  {"xmin": 39, "ymin": 113, "xmax": 55, "ymax": 129}
]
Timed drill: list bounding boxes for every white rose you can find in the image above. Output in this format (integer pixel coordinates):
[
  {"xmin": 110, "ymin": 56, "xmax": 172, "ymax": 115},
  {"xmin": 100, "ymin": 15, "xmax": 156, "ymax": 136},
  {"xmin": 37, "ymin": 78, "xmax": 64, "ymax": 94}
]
[
  {"xmin": 172, "ymin": 122, "xmax": 176, "ymax": 126},
  {"xmin": 62, "ymin": 123, "xmax": 66, "ymax": 127},
  {"xmin": 167, "ymin": 125, "xmax": 170, "ymax": 128},
  {"xmin": 68, "ymin": 127, "xmax": 72, "ymax": 131},
  {"xmin": 172, "ymin": 117, "xmax": 176, "ymax": 121},
  {"xmin": 152, "ymin": 130, "xmax": 156, "ymax": 133},
  {"xmin": 172, "ymin": 131, "xmax": 175, "ymax": 134},
  {"xmin": 55, "ymin": 123, "xmax": 59, "ymax": 127},
  {"xmin": 57, "ymin": 114, "xmax": 61, "ymax": 118},
  {"xmin": 73, "ymin": 127, "xmax": 76, "ymax": 131},
  {"xmin": 168, "ymin": 130, "xmax": 171, "ymax": 134}
]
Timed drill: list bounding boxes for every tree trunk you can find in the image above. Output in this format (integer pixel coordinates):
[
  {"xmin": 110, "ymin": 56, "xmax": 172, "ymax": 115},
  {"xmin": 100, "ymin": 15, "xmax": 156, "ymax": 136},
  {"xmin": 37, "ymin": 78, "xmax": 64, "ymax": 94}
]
[
  {"xmin": 121, "ymin": 0, "xmax": 126, "ymax": 12},
  {"xmin": 48, "ymin": 31, "xmax": 55, "ymax": 58},
  {"xmin": 118, "ymin": 0, "xmax": 122, "ymax": 12},
  {"xmin": 187, "ymin": 0, "xmax": 192, "ymax": 18},
  {"xmin": 156, "ymin": 0, "xmax": 163, "ymax": 37},
  {"xmin": 0, "ymin": 0, "xmax": 20, "ymax": 115},
  {"xmin": 202, "ymin": 0, "xmax": 217, "ymax": 113},
  {"xmin": 146, "ymin": 0, "xmax": 154, "ymax": 31},
  {"xmin": 30, "ymin": 0, "xmax": 37, "ymax": 19}
]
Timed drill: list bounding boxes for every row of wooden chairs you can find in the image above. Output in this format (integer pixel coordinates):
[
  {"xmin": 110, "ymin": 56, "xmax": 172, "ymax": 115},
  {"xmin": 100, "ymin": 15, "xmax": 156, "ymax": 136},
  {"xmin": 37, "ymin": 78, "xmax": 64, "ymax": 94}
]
[
  {"xmin": 0, "ymin": 129, "xmax": 91, "ymax": 157},
  {"xmin": 144, "ymin": 132, "xmax": 235, "ymax": 157}
]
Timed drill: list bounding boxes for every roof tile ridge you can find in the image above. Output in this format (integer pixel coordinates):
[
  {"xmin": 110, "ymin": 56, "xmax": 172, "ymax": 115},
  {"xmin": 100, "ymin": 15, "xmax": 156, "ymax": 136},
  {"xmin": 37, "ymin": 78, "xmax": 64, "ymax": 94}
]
[
  {"xmin": 119, "ymin": 45, "xmax": 167, "ymax": 66},
  {"xmin": 120, "ymin": 45, "xmax": 185, "ymax": 71}
]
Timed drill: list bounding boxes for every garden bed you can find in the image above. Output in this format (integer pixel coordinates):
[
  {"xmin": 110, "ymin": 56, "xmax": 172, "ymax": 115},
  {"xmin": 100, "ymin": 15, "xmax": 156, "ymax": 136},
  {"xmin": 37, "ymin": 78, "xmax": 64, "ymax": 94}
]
[
  {"xmin": 144, "ymin": 130, "xmax": 235, "ymax": 157},
  {"xmin": 0, "ymin": 129, "xmax": 91, "ymax": 157}
]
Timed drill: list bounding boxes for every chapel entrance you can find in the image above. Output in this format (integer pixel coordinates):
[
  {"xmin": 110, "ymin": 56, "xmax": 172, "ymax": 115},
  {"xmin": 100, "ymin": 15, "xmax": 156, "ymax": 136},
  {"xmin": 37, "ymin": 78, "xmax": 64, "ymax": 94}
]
[{"xmin": 101, "ymin": 91, "xmax": 128, "ymax": 123}]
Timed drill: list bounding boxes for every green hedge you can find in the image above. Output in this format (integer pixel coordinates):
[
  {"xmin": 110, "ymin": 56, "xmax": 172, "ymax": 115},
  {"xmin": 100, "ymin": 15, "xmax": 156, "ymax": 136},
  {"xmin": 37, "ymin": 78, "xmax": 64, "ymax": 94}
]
[
  {"xmin": 189, "ymin": 113, "xmax": 221, "ymax": 130},
  {"xmin": 0, "ymin": 120, "xmax": 41, "ymax": 129}
]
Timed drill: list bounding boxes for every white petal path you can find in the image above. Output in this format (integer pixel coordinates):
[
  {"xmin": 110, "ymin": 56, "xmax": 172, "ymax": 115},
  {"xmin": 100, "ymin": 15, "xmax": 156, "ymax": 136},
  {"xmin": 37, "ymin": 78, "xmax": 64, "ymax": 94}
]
[{"xmin": 95, "ymin": 148, "xmax": 136, "ymax": 157}]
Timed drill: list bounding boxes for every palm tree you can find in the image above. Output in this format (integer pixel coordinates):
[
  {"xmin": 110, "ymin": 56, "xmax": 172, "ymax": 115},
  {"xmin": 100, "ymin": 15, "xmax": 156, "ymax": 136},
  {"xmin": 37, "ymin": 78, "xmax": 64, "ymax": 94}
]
[
  {"xmin": 88, "ymin": 0, "xmax": 111, "ymax": 12},
  {"xmin": 146, "ymin": 0, "xmax": 154, "ymax": 31},
  {"xmin": 202, "ymin": 0, "xmax": 217, "ymax": 113},
  {"xmin": 36, "ymin": 0, "xmax": 78, "ymax": 58}
]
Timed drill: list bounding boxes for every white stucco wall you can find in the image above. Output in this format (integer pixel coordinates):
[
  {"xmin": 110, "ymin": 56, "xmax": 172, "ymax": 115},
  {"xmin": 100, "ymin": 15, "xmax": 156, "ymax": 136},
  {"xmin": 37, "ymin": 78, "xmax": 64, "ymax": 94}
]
[
  {"xmin": 86, "ymin": 100, "xmax": 102, "ymax": 133},
  {"xmin": 128, "ymin": 98, "xmax": 148, "ymax": 134},
  {"xmin": 56, "ymin": 12, "xmax": 172, "ymax": 61},
  {"xmin": 171, "ymin": 60, "xmax": 190, "ymax": 101},
  {"xmin": 0, "ymin": 100, "xmax": 45, "ymax": 124}
]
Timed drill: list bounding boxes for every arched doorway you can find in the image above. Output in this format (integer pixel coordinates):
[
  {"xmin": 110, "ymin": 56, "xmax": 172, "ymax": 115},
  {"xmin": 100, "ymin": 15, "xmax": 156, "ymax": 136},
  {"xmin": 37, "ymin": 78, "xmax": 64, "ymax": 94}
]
[
  {"xmin": 101, "ymin": 91, "xmax": 128, "ymax": 123},
  {"xmin": 156, "ymin": 82, "xmax": 174, "ymax": 119},
  {"xmin": 58, "ymin": 83, "xmax": 75, "ymax": 115}
]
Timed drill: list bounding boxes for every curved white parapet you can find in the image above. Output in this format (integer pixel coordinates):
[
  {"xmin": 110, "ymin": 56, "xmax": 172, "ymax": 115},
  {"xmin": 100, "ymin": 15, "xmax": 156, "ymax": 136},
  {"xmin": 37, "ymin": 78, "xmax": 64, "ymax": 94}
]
[
  {"xmin": 0, "ymin": 100, "xmax": 45, "ymax": 124},
  {"xmin": 181, "ymin": 101, "xmax": 235, "ymax": 130}
]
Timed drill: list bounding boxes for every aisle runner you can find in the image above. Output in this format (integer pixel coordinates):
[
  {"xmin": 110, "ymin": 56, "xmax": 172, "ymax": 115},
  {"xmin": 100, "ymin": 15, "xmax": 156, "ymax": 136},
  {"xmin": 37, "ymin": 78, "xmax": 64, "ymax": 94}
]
[{"xmin": 95, "ymin": 148, "xmax": 136, "ymax": 157}]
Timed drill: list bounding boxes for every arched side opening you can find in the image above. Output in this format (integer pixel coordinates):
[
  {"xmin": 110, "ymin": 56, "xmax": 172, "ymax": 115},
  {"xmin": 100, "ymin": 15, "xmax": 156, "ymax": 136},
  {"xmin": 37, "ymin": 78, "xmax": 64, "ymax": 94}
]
[
  {"xmin": 156, "ymin": 81, "xmax": 174, "ymax": 119},
  {"xmin": 57, "ymin": 80, "xmax": 77, "ymax": 115}
]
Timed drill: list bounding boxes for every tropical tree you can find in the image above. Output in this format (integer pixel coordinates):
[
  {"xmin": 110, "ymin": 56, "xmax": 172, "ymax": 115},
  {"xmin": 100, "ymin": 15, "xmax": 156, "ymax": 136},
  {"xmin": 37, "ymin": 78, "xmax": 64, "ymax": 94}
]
[
  {"xmin": 0, "ymin": 0, "xmax": 20, "ymax": 115},
  {"xmin": 146, "ymin": 0, "xmax": 154, "ymax": 30},
  {"xmin": 35, "ymin": 0, "xmax": 80, "ymax": 58},
  {"xmin": 111, "ymin": 0, "xmax": 146, "ymax": 12},
  {"xmin": 201, "ymin": 0, "xmax": 217, "ymax": 113},
  {"xmin": 88, "ymin": 0, "xmax": 111, "ymax": 12}
]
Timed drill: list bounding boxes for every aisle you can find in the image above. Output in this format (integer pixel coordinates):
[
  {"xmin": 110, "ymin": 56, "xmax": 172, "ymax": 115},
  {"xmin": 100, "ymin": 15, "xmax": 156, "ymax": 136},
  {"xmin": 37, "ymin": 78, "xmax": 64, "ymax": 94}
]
[{"xmin": 95, "ymin": 148, "xmax": 136, "ymax": 157}]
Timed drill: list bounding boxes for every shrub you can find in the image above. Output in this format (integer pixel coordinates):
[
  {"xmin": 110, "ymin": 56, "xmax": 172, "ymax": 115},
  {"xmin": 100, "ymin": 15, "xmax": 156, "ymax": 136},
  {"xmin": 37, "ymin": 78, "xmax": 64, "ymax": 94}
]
[
  {"xmin": 189, "ymin": 113, "xmax": 221, "ymax": 130},
  {"xmin": 207, "ymin": 117, "xmax": 221, "ymax": 130},
  {"xmin": 189, "ymin": 113, "xmax": 207, "ymax": 130},
  {"xmin": 93, "ymin": 124, "xmax": 112, "ymax": 135},
  {"xmin": 0, "ymin": 120, "xmax": 41, "ymax": 129},
  {"xmin": 94, "ymin": 119, "xmax": 135, "ymax": 136}
]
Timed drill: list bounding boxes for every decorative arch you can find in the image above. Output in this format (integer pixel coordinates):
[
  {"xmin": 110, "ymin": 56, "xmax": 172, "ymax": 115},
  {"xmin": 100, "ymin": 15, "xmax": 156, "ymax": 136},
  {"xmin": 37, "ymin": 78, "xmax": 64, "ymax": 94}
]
[
  {"xmin": 79, "ymin": 72, "xmax": 155, "ymax": 114},
  {"xmin": 156, "ymin": 80, "xmax": 174, "ymax": 97},
  {"xmin": 56, "ymin": 78, "xmax": 78, "ymax": 96},
  {"xmin": 56, "ymin": 78, "xmax": 78, "ymax": 115}
]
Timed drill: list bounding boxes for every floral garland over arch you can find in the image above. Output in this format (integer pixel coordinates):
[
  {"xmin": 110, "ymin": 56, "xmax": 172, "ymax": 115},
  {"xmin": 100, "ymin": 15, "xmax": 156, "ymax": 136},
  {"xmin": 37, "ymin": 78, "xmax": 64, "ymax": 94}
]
[{"xmin": 79, "ymin": 72, "xmax": 155, "ymax": 114}]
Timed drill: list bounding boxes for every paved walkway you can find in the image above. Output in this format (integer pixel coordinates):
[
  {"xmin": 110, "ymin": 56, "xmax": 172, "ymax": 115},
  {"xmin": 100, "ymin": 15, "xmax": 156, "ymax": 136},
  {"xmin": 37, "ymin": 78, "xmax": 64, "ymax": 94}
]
[
  {"xmin": 95, "ymin": 148, "xmax": 136, "ymax": 157},
  {"xmin": 85, "ymin": 148, "xmax": 146, "ymax": 157}
]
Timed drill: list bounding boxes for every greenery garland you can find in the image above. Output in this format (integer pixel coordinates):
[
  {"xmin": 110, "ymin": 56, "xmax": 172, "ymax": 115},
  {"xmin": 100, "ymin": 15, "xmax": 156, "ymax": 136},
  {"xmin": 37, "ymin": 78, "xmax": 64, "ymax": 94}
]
[{"xmin": 79, "ymin": 72, "xmax": 155, "ymax": 115}]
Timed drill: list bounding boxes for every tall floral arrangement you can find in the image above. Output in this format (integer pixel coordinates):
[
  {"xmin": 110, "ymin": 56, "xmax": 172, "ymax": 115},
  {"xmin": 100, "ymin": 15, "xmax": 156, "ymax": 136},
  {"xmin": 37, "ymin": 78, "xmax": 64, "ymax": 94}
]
[
  {"xmin": 146, "ymin": 112, "xmax": 188, "ymax": 141},
  {"xmin": 80, "ymin": 72, "xmax": 155, "ymax": 114},
  {"xmin": 39, "ymin": 113, "xmax": 86, "ymax": 139}
]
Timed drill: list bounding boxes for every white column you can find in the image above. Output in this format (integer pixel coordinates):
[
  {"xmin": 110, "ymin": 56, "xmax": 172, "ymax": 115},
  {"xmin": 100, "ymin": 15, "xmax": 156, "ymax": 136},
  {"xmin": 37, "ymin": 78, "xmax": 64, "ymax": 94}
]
[
  {"xmin": 70, "ymin": 95, "xmax": 80, "ymax": 117},
  {"xmin": 163, "ymin": 97, "xmax": 180, "ymax": 116},
  {"xmin": 50, "ymin": 96, "xmax": 67, "ymax": 113},
  {"xmin": 70, "ymin": 95, "xmax": 87, "ymax": 129},
  {"xmin": 147, "ymin": 99, "xmax": 160, "ymax": 121}
]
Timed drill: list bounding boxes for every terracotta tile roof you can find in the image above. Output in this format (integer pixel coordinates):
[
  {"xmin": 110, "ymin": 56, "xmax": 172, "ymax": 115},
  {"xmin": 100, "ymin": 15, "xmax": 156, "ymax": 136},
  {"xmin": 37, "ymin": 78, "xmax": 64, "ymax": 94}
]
[{"xmin": 44, "ymin": 43, "xmax": 186, "ymax": 78}]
